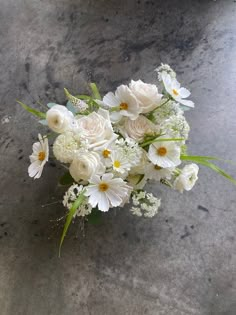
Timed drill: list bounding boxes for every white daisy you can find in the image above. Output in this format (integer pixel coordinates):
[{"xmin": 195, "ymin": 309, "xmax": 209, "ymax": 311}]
[
  {"xmin": 110, "ymin": 148, "xmax": 132, "ymax": 175},
  {"xmin": 148, "ymin": 139, "xmax": 181, "ymax": 168},
  {"xmin": 102, "ymin": 85, "xmax": 141, "ymax": 122},
  {"xmin": 161, "ymin": 72, "xmax": 194, "ymax": 108},
  {"xmin": 28, "ymin": 134, "xmax": 49, "ymax": 179},
  {"xmin": 146, "ymin": 163, "xmax": 173, "ymax": 181},
  {"xmin": 85, "ymin": 173, "xmax": 131, "ymax": 212}
]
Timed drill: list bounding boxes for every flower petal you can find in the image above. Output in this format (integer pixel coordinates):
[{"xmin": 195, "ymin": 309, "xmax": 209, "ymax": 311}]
[{"xmin": 178, "ymin": 87, "xmax": 191, "ymax": 98}]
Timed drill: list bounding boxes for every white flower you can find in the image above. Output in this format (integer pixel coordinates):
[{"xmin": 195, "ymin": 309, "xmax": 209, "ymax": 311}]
[
  {"xmin": 155, "ymin": 63, "xmax": 176, "ymax": 81},
  {"xmin": 160, "ymin": 115, "xmax": 190, "ymax": 140},
  {"xmin": 146, "ymin": 163, "xmax": 173, "ymax": 181},
  {"xmin": 173, "ymin": 163, "xmax": 199, "ymax": 193},
  {"xmin": 63, "ymin": 184, "xmax": 92, "ymax": 217},
  {"xmin": 28, "ymin": 134, "xmax": 49, "ymax": 179},
  {"xmin": 53, "ymin": 132, "xmax": 81, "ymax": 163},
  {"xmin": 123, "ymin": 115, "xmax": 157, "ymax": 142},
  {"xmin": 153, "ymin": 100, "xmax": 183, "ymax": 124},
  {"xmin": 110, "ymin": 148, "xmax": 132, "ymax": 175},
  {"xmin": 69, "ymin": 150, "xmax": 105, "ymax": 182},
  {"xmin": 46, "ymin": 105, "xmax": 76, "ymax": 133},
  {"xmin": 85, "ymin": 173, "xmax": 131, "ymax": 212},
  {"xmin": 161, "ymin": 72, "xmax": 194, "ymax": 108},
  {"xmin": 148, "ymin": 138, "xmax": 181, "ymax": 168},
  {"xmin": 102, "ymin": 85, "xmax": 141, "ymax": 122},
  {"xmin": 114, "ymin": 138, "xmax": 143, "ymax": 170},
  {"xmin": 129, "ymin": 80, "xmax": 162, "ymax": 113},
  {"xmin": 131, "ymin": 191, "xmax": 161, "ymax": 217},
  {"xmin": 76, "ymin": 108, "xmax": 116, "ymax": 149}
]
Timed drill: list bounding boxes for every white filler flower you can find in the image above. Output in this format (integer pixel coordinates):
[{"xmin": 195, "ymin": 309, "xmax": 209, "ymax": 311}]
[
  {"xmin": 174, "ymin": 163, "xmax": 199, "ymax": 193},
  {"xmin": 46, "ymin": 105, "xmax": 75, "ymax": 133},
  {"xmin": 161, "ymin": 72, "xmax": 194, "ymax": 108},
  {"xmin": 102, "ymin": 85, "xmax": 140, "ymax": 122},
  {"xmin": 85, "ymin": 173, "xmax": 131, "ymax": 212},
  {"xmin": 63, "ymin": 184, "xmax": 92, "ymax": 217},
  {"xmin": 28, "ymin": 134, "xmax": 49, "ymax": 179},
  {"xmin": 53, "ymin": 132, "xmax": 81, "ymax": 163},
  {"xmin": 148, "ymin": 139, "xmax": 181, "ymax": 168},
  {"xmin": 69, "ymin": 150, "xmax": 105, "ymax": 182},
  {"xmin": 129, "ymin": 80, "xmax": 162, "ymax": 113}
]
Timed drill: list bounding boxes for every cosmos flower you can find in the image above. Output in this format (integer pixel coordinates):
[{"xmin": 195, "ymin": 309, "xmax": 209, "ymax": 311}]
[{"xmin": 28, "ymin": 134, "xmax": 49, "ymax": 179}]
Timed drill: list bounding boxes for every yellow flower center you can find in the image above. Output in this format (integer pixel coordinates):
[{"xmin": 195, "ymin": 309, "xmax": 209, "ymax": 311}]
[
  {"xmin": 99, "ymin": 182, "xmax": 109, "ymax": 192},
  {"xmin": 172, "ymin": 89, "xmax": 179, "ymax": 96},
  {"xmin": 154, "ymin": 165, "xmax": 162, "ymax": 170},
  {"xmin": 103, "ymin": 149, "xmax": 111, "ymax": 158},
  {"xmin": 114, "ymin": 160, "xmax": 121, "ymax": 168},
  {"xmin": 120, "ymin": 102, "xmax": 128, "ymax": 110},
  {"xmin": 157, "ymin": 147, "xmax": 167, "ymax": 156},
  {"xmin": 38, "ymin": 151, "xmax": 46, "ymax": 161}
]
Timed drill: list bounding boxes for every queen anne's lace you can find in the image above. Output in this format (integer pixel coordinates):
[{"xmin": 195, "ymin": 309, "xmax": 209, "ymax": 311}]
[
  {"xmin": 131, "ymin": 191, "xmax": 161, "ymax": 218},
  {"xmin": 63, "ymin": 184, "xmax": 92, "ymax": 217}
]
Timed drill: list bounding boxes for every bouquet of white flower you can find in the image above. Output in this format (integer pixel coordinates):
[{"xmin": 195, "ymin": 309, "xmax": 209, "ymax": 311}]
[{"xmin": 18, "ymin": 64, "xmax": 236, "ymax": 254}]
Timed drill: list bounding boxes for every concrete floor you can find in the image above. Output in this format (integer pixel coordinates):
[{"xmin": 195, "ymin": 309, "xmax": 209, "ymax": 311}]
[{"xmin": 0, "ymin": 0, "xmax": 236, "ymax": 314}]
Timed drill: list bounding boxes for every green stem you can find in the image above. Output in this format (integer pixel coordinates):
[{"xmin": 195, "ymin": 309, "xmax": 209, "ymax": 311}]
[{"xmin": 59, "ymin": 191, "xmax": 86, "ymax": 257}]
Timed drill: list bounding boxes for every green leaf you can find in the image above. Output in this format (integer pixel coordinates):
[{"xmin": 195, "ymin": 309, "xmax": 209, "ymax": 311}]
[
  {"xmin": 17, "ymin": 100, "xmax": 46, "ymax": 119},
  {"xmin": 87, "ymin": 208, "xmax": 102, "ymax": 225},
  {"xmin": 181, "ymin": 155, "xmax": 219, "ymax": 161},
  {"xmin": 47, "ymin": 102, "xmax": 57, "ymax": 108},
  {"xmin": 66, "ymin": 101, "xmax": 77, "ymax": 114},
  {"xmin": 59, "ymin": 171, "xmax": 74, "ymax": 185},
  {"xmin": 39, "ymin": 119, "xmax": 48, "ymax": 126},
  {"xmin": 180, "ymin": 155, "xmax": 236, "ymax": 185},
  {"xmin": 89, "ymin": 83, "xmax": 101, "ymax": 100},
  {"xmin": 75, "ymin": 94, "xmax": 91, "ymax": 100},
  {"xmin": 59, "ymin": 192, "xmax": 86, "ymax": 257}
]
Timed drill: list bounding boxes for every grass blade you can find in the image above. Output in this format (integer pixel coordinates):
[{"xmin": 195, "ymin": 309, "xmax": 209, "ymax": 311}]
[
  {"xmin": 59, "ymin": 191, "xmax": 86, "ymax": 257},
  {"xmin": 17, "ymin": 100, "xmax": 46, "ymax": 119}
]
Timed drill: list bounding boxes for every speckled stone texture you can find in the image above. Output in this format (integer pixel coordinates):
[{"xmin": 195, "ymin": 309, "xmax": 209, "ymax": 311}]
[{"xmin": 0, "ymin": 0, "xmax": 236, "ymax": 314}]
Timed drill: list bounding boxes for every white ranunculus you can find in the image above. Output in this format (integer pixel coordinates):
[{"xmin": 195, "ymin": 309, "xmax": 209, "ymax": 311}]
[
  {"xmin": 46, "ymin": 105, "xmax": 75, "ymax": 134},
  {"xmin": 129, "ymin": 80, "xmax": 162, "ymax": 113},
  {"xmin": 69, "ymin": 150, "xmax": 105, "ymax": 182},
  {"xmin": 173, "ymin": 163, "xmax": 199, "ymax": 193},
  {"xmin": 124, "ymin": 115, "xmax": 157, "ymax": 142},
  {"xmin": 76, "ymin": 109, "xmax": 116, "ymax": 149},
  {"xmin": 53, "ymin": 132, "xmax": 80, "ymax": 163}
]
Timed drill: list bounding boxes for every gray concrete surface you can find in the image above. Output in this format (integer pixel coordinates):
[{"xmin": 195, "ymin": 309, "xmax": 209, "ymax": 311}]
[{"xmin": 0, "ymin": 0, "xmax": 236, "ymax": 314}]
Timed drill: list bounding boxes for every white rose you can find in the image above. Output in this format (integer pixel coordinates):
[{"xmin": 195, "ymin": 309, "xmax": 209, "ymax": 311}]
[
  {"xmin": 174, "ymin": 163, "xmax": 199, "ymax": 193},
  {"xmin": 46, "ymin": 105, "xmax": 75, "ymax": 134},
  {"xmin": 53, "ymin": 132, "xmax": 80, "ymax": 163},
  {"xmin": 76, "ymin": 109, "xmax": 116, "ymax": 149},
  {"xmin": 69, "ymin": 150, "xmax": 105, "ymax": 181},
  {"xmin": 124, "ymin": 115, "xmax": 157, "ymax": 142},
  {"xmin": 129, "ymin": 80, "xmax": 162, "ymax": 113}
]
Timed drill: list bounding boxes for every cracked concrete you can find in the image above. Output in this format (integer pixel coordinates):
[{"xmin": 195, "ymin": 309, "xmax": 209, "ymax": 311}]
[{"xmin": 0, "ymin": 0, "xmax": 236, "ymax": 314}]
